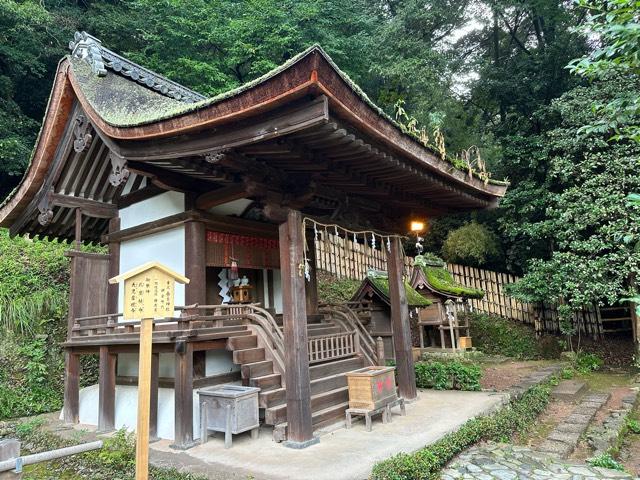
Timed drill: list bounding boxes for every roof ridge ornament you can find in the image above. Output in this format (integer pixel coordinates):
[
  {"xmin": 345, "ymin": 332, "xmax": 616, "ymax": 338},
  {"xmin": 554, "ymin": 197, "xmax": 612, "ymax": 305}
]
[
  {"xmin": 69, "ymin": 32, "xmax": 106, "ymax": 76},
  {"xmin": 68, "ymin": 31, "xmax": 206, "ymax": 104}
]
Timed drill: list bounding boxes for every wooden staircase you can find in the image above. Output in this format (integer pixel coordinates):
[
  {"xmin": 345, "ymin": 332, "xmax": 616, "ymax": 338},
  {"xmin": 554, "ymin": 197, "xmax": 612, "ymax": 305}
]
[{"xmin": 224, "ymin": 314, "xmax": 366, "ymax": 441}]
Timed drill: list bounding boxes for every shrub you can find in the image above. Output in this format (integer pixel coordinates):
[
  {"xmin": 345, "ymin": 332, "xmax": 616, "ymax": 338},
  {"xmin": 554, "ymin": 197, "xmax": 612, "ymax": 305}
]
[
  {"xmin": 574, "ymin": 352, "xmax": 603, "ymax": 373},
  {"xmin": 441, "ymin": 222, "xmax": 502, "ymax": 268},
  {"xmin": 371, "ymin": 382, "xmax": 552, "ymax": 479},
  {"xmin": 468, "ymin": 312, "xmax": 561, "ymax": 360},
  {"xmin": 414, "ymin": 360, "xmax": 481, "ymax": 391},
  {"xmin": 587, "ymin": 453, "xmax": 625, "ymax": 471},
  {"xmin": 627, "ymin": 419, "xmax": 640, "ymax": 434}
]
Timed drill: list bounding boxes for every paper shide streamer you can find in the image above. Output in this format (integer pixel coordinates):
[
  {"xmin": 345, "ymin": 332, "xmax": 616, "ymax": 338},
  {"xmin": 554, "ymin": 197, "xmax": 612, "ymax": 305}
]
[{"xmin": 301, "ymin": 217, "xmax": 406, "ymax": 282}]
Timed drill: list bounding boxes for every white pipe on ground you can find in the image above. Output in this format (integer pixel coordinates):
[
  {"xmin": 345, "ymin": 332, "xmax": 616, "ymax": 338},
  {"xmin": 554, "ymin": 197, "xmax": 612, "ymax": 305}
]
[{"xmin": 0, "ymin": 440, "xmax": 103, "ymax": 472}]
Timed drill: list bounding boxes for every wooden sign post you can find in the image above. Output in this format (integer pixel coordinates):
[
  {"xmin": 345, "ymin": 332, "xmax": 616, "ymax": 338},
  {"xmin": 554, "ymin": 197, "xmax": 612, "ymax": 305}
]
[{"xmin": 109, "ymin": 262, "xmax": 189, "ymax": 480}]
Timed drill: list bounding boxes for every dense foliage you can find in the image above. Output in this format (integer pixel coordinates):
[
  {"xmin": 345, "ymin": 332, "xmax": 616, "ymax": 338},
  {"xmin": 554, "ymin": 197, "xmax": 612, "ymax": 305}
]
[
  {"xmin": 505, "ymin": 77, "xmax": 640, "ymax": 311},
  {"xmin": 0, "ymin": 228, "xmax": 100, "ymax": 419},
  {"xmin": 468, "ymin": 313, "xmax": 562, "ymax": 359},
  {"xmin": 371, "ymin": 381, "xmax": 552, "ymax": 480},
  {"xmin": 568, "ymin": 0, "xmax": 640, "ymax": 142},
  {"xmin": 414, "ymin": 360, "xmax": 481, "ymax": 391}
]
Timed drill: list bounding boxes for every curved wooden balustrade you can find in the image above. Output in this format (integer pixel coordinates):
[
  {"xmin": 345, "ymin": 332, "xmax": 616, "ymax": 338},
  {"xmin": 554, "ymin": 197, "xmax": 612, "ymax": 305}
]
[{"xmin": 318, "ymin": 303, "xmax": 377, "ymax": 366}]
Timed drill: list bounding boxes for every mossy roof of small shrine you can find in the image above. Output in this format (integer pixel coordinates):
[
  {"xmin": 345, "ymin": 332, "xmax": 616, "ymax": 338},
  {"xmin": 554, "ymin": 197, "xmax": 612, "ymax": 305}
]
[
  {"xmin": 353, "ymin": 276, "xmax": 432, "ymax": 307},
  {"xmin": 415, "ymin": 263, "xmax": 484, "ymax": 299}
]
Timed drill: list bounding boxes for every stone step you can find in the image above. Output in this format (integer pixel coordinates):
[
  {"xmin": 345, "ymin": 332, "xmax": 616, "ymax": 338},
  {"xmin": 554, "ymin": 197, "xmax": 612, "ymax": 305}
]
[
  {"xmin": 539, "ymin": 391, "xmax": 611, "ymax": 458},
  {"xmin": 551, "ymin": 380, "xmax": 587, "ymax": 401}
]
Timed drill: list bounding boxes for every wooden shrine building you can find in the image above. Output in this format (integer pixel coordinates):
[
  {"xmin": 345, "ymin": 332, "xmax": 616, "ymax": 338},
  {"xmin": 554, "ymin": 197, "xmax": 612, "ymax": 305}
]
[
  {"xmin": 0, "ymin": 33, "xmax": 507, "ymax": 449},
  {"xmin": 350, "ymin": 272, "xmax": 431, "ymax": 362}
]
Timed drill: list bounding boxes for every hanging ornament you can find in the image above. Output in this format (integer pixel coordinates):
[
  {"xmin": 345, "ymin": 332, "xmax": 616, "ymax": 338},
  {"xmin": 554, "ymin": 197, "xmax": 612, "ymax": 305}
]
[
  {"xmin": 371, "ymin": 233, "xmax": 376, "ymax": 249},
  {"xmin": 387, "ymin": 236, "xmax": 391, "ymax": 252},
  {"xmin": 304, "ymin": 257, "xmax": 311, "ymax": 282},
  {"xmin": 314, "ymin": 222, "xmax": 319, "ymax": 242},
  {"xmin": 353, "ymin": 232, "xmax": 357, "ymax": 244},
  {"xmin": 229, "ymin": 257, "xmax": 239, "ymax": 280}
]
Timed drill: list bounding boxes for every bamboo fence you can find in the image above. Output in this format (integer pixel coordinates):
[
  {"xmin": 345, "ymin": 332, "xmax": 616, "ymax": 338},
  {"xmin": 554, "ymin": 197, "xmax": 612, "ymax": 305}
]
[{"xmin": 313, "ymin": 235, "xmax": 614, "ymax": 337}]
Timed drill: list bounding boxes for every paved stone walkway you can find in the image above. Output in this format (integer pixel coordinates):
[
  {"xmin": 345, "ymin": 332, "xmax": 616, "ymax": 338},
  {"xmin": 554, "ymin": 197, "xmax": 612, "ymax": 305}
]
[{"xmin": 443, "ymin": 443, "xmax": 637, "ymax": 479}]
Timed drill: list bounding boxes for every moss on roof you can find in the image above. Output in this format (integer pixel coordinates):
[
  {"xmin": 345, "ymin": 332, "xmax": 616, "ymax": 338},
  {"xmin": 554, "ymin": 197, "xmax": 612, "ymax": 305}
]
[
  {"xmin": 69, "ymin": 44, "xmax": 506, "ymax": 186},
  {"xmin": 423, "ymin": 266, "xmax": 484, "ymax": 299},
  {"xmin": 368, "ymin": 276, "xmax": 432, "ymax": 307},
  {"xmin": 71, "ymin": 58, "xmax": 197, "ymax": 127}
]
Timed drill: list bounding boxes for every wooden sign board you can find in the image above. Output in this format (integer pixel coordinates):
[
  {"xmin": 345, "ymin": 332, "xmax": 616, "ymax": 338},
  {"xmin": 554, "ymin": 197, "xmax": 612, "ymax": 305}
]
[{"xmin": 109, "ymin": 261, "xmax": 190, "ymax": 320}]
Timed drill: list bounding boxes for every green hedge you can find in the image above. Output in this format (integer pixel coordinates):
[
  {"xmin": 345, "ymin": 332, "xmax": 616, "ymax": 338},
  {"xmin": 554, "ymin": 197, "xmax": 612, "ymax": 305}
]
[
  {"xmin": 370, "ymin": 381, "xmax": 552, "ymax": 480},
  {"xmin": 414, "ymin": 360, "xmax": 481, "ymax": 391}
]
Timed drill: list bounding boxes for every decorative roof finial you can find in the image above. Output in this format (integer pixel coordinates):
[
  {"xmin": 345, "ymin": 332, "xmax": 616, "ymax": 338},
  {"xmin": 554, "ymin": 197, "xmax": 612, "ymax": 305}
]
[{"xmin": 69, "ymin": 31, "xmax": 107, "ymax": 77}]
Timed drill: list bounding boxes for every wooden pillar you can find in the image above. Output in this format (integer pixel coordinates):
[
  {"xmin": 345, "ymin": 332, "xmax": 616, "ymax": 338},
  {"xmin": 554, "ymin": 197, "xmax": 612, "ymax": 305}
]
[
  {"xmin": 185, "ymin": 220, "xmax": 206, "ymax": 305},
  {"xmin": 150, "ymin": 352, "xmax": 159, "ymax": 441},
  {"xmin": 388, "ymin": 238, "xmax": 417, "ymax": 400},
  {"xmin": 279, "ymin": 210, "xmax": 317, "ymax": 447},
  {"xmin": 107, "ymin": 217, "xmax": 120, "ymax": 314},
  {"xmin": 98, "ymin": 346, "xmax": 116, "ymax": 432},
  {"xmin": 185, "ymin": 220, "xmax": 206, "ymax": 377},
  {"xmin": 75, "ymin": 208, "xmax": 82, "ymax": 249},
  {"xmin": 172, "ymin": 342, "xmax": 194, "ymax": 449},
  {"xmin": 305, "ymin": 231, "xmax": 319, "ymax": 315},
  {"xmin": 63, "ymin": 351, "xmax": 80, "ymax": 424}
]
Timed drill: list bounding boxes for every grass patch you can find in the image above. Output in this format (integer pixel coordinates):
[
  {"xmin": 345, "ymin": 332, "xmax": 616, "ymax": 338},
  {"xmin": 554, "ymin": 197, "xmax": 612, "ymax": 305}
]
[
  {"xmin": 2, "ymin": 423, "xmax": 205, "ymax": 480},
  {"xmin": 370, "ymin": 380, "xmax": 553, "ymax": 480}
]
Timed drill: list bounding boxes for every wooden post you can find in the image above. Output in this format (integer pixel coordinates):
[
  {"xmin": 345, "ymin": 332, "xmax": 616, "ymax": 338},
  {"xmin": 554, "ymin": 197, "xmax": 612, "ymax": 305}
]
[
  {"xmin": 135, "ymin": 318, "xmax": 153, "ymax": 480},
  {"xmin": 107, "ymin": 217, "xmax": 120, "ymax": 314},
  {"xmin": 98, "ymin": 346, "xmax": 116, "ymax": 432},
  {"xmin": 185, "ymin": 221, "xmax": 206, "ymax": 305},
  {"xmin": 75, "ymin": 208, "xmax": 82, "ymax": 249},
  {"xmin": 150, "ymin": 352, "xmax": 159, "ymax": 441},
  {"xmin": 173, "ymin": 342, "xmax": 194, "ymax": 449},
  {"xmin": 279, "ymin": 210, "xmax": 317, "ymax": 448},
  {"xmin": 305, "ymin": 230, "xmax": 319, "ymax": 315},
  {"xmin": 376, "ymin": 336, "xmax": 385, "ymax": 366},
  {"xmin": 63, "ymin": 351, "xmax": 80, "ymax": 424},
  {"xmin": 388, "ymin": 238, "xmax": 417, "ymax": 400}
]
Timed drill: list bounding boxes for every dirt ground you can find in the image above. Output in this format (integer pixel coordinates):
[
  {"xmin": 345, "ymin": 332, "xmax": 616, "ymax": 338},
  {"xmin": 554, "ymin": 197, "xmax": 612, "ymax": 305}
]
[{"xmin": 480, "ymin": 360, "xmax": 555, "ymax": 391}]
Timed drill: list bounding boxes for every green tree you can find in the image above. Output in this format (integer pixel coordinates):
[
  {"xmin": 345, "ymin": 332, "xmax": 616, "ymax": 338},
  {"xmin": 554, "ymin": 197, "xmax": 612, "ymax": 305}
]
[
  {"xmin": 568, "ymin": 0, "xmax": 640, "ymax": 142},
  {"xmin": 507, "ymin": 76, "xmax": 640, "ymax": 312},
  {"xmin": 441, "ymin": 222, "xmax": 502, "ymax": 267}
]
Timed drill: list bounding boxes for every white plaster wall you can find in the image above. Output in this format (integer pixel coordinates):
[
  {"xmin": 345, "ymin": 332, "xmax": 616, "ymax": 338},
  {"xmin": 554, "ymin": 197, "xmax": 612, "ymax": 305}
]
[
  {"xmin": 119, "ymin": 191, "xmax": 184, "ymax": 229},
  {"xmin": 71, "ymin": 384, "xmax": 202, "ymax": 441},
  {"xmin": 118, "ymin": 227, "xmax": 186, "ymax": 312},
  {"xmin": 273, "ymin": 269, "xmax": 283, "ymax": 314},
  {"xmin": 205, "ymin": 350, "xmax": 239, "ymax": 376},
  {"xmin": 117, "ymin": 353, "xmax": 175, "ymax": 377}
]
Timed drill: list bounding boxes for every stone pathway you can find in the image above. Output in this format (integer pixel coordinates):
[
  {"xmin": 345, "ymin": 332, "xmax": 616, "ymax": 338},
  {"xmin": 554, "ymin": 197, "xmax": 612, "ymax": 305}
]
[
  {"xmin": 443, "ymin": 443, "xmax": 637, "ymax": 479},
  {"xmin": 539, "ymin": 392, "xmax": 610, "ymax": 458}
]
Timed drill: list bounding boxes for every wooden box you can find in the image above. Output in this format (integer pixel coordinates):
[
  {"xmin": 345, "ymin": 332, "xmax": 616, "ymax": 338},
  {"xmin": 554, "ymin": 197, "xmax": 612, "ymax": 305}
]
[
  {"xmin": 458, "ymin": 336, "xmax": 473, "ymax": 350},
  {"xmin": 346, "ymin": 366, "xmax": 397, "ymax": 410}
]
